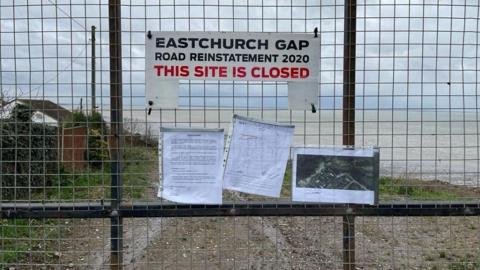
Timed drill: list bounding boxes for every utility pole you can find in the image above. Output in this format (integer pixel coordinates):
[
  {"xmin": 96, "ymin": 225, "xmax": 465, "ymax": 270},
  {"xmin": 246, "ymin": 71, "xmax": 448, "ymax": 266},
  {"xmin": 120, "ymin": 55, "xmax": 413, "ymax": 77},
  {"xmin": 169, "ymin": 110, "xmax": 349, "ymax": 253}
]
[{"xmin": 91, "ymin": 25, "xmax": 96, "ymax": 114}]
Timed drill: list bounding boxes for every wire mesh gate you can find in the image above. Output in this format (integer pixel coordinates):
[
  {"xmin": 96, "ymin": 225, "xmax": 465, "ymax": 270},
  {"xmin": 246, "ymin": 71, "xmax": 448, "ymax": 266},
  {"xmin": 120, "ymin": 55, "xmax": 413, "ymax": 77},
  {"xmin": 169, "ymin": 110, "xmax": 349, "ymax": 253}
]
[{"xmin": 1, "ymin": 0, "xmax": 480, "ymax": 269}]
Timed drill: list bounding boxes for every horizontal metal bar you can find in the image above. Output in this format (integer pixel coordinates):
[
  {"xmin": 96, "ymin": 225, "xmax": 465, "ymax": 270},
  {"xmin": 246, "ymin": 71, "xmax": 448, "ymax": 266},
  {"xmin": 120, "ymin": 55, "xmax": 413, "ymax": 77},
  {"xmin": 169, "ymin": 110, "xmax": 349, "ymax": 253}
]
[
  {"xmin": 0, "ymin": 203, "xmax": 109, "ymax": 219},
  {"xmin": 1, "ymin": 201, "xmax": 480, "ymax": 219}
]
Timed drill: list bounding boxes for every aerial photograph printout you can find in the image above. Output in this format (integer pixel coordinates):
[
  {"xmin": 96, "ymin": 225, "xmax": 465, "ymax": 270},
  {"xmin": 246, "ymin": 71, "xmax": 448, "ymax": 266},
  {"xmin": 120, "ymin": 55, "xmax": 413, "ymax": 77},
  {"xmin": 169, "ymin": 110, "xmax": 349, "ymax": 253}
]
[{"xmin": 293, "ymin": 148, "xmax": 379, "ymax": 204}]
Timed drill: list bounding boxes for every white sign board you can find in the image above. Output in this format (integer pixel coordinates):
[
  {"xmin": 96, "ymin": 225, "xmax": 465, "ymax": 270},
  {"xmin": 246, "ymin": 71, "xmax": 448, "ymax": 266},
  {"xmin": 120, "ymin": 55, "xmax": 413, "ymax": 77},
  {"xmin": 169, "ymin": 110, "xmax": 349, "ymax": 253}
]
[
  {"xmin": 223, "ymin": 115, "xmax": 294, "ymax": 197},
  {"xmin": 145, "ymin": 32, "xmax": 320, "ymax": 110},
  {"xmin": 292, "ymin": 147, "xmax": 379, "ymax": 205},
  {"xmin": 146, "ymin": 32, "xmax": 319, "ymax": 81},
  {"xmin": 159, "ymin": 127, "xmax": 224, "ymax": 204}
]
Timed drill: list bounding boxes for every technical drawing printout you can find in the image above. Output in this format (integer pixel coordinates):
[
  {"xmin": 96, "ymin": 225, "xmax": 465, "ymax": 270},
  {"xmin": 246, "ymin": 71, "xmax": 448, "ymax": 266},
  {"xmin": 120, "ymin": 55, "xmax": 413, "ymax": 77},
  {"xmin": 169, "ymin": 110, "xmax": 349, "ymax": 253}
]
[
  {"xmin": 223, "ymin": 115, "xmax": 294, "ymax": 197},
  {"xmin": 159, "ymin": 128, "xmax": 224, "ymax": 204}
]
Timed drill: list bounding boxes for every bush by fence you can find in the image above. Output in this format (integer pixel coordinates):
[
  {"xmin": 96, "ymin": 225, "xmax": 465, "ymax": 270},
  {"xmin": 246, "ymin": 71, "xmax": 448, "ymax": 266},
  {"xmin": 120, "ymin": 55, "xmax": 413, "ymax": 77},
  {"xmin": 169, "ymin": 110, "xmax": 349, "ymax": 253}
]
[{"xmin": 0, "ymin": 104, "xmax": 58, "ymax": 200}]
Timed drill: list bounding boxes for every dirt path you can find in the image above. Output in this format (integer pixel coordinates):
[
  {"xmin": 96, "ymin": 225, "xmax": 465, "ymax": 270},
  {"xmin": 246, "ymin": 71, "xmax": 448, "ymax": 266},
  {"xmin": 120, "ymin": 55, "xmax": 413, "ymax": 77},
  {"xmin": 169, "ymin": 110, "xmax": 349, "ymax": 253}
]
[
  {"xmin": 82, "ymin": 170, "xmax": 172, "ymax": 269},
  {"xmin": 51, "ymin": 165, "xmax": 480, "ymax": 270},
  {"xmin": 53, "ymin": 212, "xmax": 480, "ymax": 270},
  {"xmin": 126, "ymin": 190, "xmax": 297, "ymax": 270}
]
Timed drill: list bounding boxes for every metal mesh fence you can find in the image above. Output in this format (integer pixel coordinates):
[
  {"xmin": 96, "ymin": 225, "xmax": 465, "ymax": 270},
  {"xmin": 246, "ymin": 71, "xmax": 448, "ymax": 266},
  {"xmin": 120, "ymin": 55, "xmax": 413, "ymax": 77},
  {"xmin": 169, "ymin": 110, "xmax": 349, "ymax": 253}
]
[{"xmin": 1, "ymin": 0, "xmax": 480, "ymax": 269}]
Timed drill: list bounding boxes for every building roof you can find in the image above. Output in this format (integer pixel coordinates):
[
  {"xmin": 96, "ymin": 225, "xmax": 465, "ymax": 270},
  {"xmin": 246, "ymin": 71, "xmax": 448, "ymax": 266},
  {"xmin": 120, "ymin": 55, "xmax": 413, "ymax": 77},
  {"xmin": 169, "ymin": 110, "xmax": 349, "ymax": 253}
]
[{"xmin": 16, "ymin": 99, "xmax": 72, "ymax": 122}]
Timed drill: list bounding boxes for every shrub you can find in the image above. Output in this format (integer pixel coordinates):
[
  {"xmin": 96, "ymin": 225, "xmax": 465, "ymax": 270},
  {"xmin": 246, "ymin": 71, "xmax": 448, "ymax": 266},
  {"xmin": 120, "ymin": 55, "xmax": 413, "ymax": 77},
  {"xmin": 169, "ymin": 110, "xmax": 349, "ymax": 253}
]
[
  {"xmin": 0, "ymin": 104, "xmax": 58, "ymax": 200},
  {"xmin": 87, "ymin": 128, "xmax": 110, "ymax": 167}
]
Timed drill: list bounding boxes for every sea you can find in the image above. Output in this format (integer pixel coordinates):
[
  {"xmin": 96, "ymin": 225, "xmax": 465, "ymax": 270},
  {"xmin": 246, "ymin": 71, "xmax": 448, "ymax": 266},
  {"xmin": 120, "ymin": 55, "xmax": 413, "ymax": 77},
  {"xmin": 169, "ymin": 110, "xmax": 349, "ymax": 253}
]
[{"xmin": 101, "ymin": 108, "xmax": 480, "ymax": 187}]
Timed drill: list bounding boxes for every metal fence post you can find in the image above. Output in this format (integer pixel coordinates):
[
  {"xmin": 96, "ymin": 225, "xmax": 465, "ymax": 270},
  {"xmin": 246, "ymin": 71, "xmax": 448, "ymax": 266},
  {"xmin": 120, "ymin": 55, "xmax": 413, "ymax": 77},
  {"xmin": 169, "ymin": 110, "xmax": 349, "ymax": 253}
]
[
  {"xmin": 343, "ymin": 215, "xmax": 355, "ymax": 270},
  {"xmin": 91, "ymin": 25, "xmax": 96, "ymax": 114},
  {"xmin": 108, "ymin": 0, "xmax": 123, "ymax": 269},
  {"xmin": 343, "ymin": 0, "xmax": 357, "ymax": 269}
]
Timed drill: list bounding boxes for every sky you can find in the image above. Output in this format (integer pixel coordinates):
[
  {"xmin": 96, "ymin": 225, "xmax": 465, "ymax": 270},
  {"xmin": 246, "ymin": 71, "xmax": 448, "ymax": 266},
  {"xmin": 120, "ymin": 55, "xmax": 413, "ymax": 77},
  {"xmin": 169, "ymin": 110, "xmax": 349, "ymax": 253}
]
[{"xmin": 0, "ymin": 0, "xmax": 479, "ymax": 111}]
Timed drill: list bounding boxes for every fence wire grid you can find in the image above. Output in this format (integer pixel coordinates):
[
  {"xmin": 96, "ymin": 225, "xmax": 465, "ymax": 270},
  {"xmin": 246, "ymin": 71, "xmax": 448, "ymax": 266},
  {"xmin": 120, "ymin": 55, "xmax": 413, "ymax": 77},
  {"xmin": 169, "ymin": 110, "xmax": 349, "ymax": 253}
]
[{"xmin": 1, "ymin": 0, "xmax": 480, "ymax": 269}]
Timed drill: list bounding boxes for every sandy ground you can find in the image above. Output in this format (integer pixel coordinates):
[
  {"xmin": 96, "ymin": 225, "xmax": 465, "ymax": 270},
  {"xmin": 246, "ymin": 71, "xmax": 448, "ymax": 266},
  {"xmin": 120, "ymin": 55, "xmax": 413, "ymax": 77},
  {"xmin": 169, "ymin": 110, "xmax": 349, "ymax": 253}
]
[
  {"xmin": 34, "ymin": 214, "xmax": 480, "ymax": 270},
  {"xmin": 7, "ymin": 167, "xmax": 480, "ymax": 269},
  {"xmin": 31, "ymin": 175, "xmax": 480, "ymax": 270}
]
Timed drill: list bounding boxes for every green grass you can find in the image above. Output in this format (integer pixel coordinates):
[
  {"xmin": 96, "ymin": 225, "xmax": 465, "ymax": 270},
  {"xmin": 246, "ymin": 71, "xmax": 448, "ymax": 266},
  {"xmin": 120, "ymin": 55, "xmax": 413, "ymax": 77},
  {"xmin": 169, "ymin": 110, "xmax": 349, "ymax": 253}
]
[
  {"xmin": 447, "ymin": 254, "xmax": 480, "ymax": 270},
  {"xmin": 42, "ymin": 167, "xmax": 109, "ymax": 201},
  {"xmin": 31, "ymin": 147, "xmax": 157, "ymax": 202},
  {"xmin": 379, "ymin": 177, "xmax": 478, "ymax": 201},
  {"xmin": 1, "ymin": 146, "xmax": 157, "ymax": 266},
  {"xmin": 121, "ymin": 147, "xmax": 157, "ymax": 200},
  {"xmin": 0, "ymin": 219, "xmax": 30, "ymax": 264},
  {"xmin": 0, "ymin": 219, "xmax": 60, "ymax": 266},
  {"xmin": 380, "ymin": 177, "xmax": 457, "ymax": 200}
]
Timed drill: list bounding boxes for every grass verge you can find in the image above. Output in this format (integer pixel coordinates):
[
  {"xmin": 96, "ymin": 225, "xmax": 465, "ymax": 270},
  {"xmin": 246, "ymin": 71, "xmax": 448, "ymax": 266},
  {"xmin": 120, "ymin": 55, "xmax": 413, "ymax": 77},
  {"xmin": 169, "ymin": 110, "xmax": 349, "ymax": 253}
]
[
  {"xmin": 1, "ymin": 146, "xmax": 157, "ymax": 266},
  {"xmin": 31, "ymin": 147, "xmax": 157, "ymax": 202},
  {"xmin": 379, "ymin": 177, "xmax": 480, "ymax": 201}
]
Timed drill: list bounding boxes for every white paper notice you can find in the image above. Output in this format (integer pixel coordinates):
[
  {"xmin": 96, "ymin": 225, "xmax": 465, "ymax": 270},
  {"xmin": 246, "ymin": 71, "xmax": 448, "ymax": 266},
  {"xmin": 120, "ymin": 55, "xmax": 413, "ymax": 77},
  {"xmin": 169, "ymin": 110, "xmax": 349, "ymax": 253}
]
[
  {"xmin": 292, "ymin": 147, "xmax": 379, "ymax": 205},
  {"xmin": 159, "ymin": 128, "xmax": 224, "ymax": 204},
  {"xmin": 223, "ymin": 115, "xmax": 295, "ymax": 197}
]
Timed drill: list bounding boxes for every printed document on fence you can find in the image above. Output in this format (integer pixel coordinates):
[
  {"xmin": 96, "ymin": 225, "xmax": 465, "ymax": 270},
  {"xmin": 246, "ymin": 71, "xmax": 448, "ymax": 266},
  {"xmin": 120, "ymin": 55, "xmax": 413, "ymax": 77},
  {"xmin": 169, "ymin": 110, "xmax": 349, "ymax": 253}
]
[
  {"xmin": 292, "ymin": 147, "xmax": 378, "ymax": 205},
  {"xmin": 159, "ymin": 128, "xmax": 224, "ymax": 204},
  {"xmin": 223, "ymin": 115, "xmax": 294, "ymax": 197}
]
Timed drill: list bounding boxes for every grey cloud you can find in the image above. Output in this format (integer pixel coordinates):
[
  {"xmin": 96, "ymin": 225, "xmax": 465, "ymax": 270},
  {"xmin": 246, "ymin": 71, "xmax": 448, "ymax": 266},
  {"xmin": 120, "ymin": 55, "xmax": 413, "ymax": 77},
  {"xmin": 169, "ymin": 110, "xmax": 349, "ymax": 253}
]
[{"xmin": 1, "ymin": 1, "xmax": 479, "ymax": 110}]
